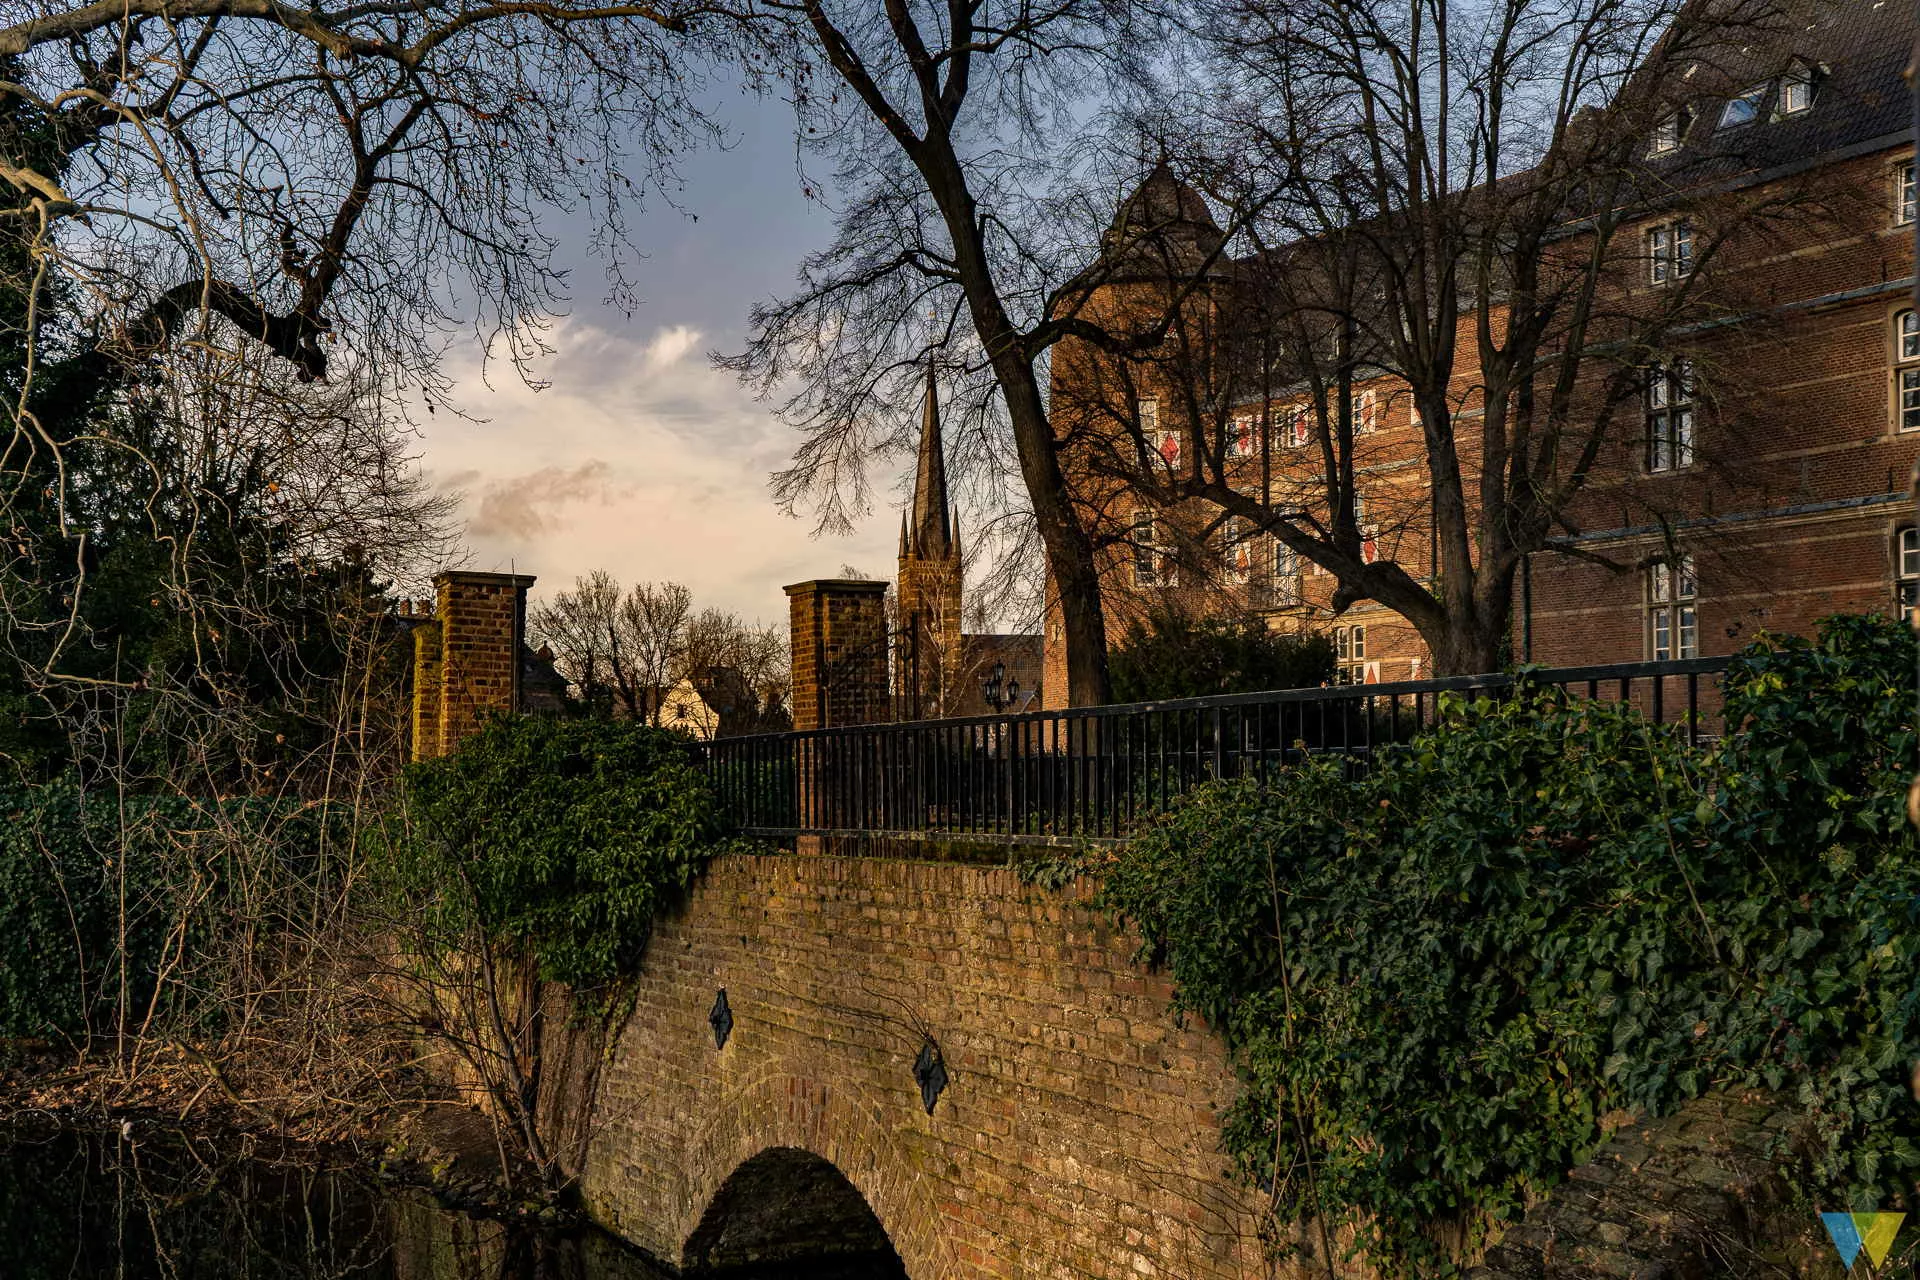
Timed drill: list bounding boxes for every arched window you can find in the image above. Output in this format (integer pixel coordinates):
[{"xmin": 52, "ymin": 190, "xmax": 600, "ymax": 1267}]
[{"xmin": 1896, "ymin": 312, "xmax": 1920, "ymax": 432}]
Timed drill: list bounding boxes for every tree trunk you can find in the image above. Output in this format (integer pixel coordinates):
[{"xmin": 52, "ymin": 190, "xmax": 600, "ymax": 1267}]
[{"xmin": 920, "ymin": 144, "xmax": 1113, "ymax": 706}]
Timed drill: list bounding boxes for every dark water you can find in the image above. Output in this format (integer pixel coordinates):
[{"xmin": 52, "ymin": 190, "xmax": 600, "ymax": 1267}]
[{"xmin": 0, "ymin": 1127, "xmax": 900, "ymax": 1279}]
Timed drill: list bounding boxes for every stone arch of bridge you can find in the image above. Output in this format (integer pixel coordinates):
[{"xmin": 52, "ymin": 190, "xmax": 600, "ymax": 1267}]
[{"xmin": 671, "ymin": 1069, "xmax": 958, "ymax": 1280}]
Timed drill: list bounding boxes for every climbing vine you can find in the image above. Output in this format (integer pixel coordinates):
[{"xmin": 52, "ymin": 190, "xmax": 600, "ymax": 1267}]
[
  {"xmin": 372, "ymin": 714, "xmax": 744, "ymax": 988},
  {"xmin": 1096, "ymin": 613, "xmax": 1920, "ymax": 1275}
]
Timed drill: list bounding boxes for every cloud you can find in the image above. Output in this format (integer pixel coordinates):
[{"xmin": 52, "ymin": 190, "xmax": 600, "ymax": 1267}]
[
  {"xmin": 422, "ymin": 318, "xmax": 902, "ymax": 625},
  {"xmin": 468, "ymin": 461, "xmax": 632, "ymax": 539}
]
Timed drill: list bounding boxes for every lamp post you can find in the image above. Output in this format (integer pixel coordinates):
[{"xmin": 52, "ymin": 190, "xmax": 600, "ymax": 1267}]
[{"xmin": 982, "ymin": 660, "xmax": 1021, "ymax": 713}]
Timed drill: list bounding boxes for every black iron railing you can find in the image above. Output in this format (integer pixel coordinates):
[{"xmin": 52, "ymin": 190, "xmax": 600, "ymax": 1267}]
[{"xmin": 697, "ymin": 656, "xmax": 1732, "ymax": 846}]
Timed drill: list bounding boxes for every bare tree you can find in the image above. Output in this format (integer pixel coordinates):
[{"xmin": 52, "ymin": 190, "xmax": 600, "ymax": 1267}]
[
  {"xmin": 530, "ymin": 577, "xmax": 789, "ymax": 730},
  {"xmin": 727, "ymin": 0, "xmax": 1201, "ymax": 706},
  {"xmin": 1052, "ymin": 0, "xmax": 1830, "ymax": 674}
]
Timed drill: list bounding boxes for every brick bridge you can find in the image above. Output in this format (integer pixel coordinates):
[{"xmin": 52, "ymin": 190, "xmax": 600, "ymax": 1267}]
[
  {"xmin": 406, "ymin": 572, "xmax": 1797, "ymax": 1278},
  {"xmin": 578, "ymin": 852, "xmax": 1273, "ymax": 1279}
]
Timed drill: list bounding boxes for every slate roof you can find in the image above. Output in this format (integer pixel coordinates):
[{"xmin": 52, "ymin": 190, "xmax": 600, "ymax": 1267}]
[{"xmin": 1650, "ymin": 0, "xmax": 1913, "ymax": 184}]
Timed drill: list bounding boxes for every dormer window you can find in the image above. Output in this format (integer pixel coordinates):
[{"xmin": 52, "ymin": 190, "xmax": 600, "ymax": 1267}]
[
  {"xmin": 1777, "ymin": 65, "xmax": 1816, "ymax": 116},
  {"xmin": 1719, "ymin": 83, "xmax": 1766, "ymax": 130},
  {"xmin": 1650, "ymin": 109, "xmax": 1690, "ymax": 156}
]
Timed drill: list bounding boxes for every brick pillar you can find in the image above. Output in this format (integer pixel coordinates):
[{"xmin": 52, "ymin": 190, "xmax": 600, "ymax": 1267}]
[
  {"xmin": 411, "ymin": 570, "xmax": 535, "ymax": 760},
  {"xmin": 410, "ymin": 604, "xmax": 443, "ymax": 763},
  {"xmin": 786, "ymin": 579, "xmax": 890, "ymax": 850},
  {"xmin": 786, "ymin": 579, "xmax": 890, "ymax": 731}
]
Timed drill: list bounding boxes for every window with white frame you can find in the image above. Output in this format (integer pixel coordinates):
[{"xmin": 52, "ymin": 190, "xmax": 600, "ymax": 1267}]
[
  {"xmin": 1132, "ymin": 510, "xmax": 1174, "ymax": 587},
  {"xmin": 1645, "ymin": 359, "xmax": 1695, "ymax": 472},
  {"xmin": 1271, "ymin": 538, "xmax": 1300, "ymax": 602},
  {"xmin": 1139, "ymin": 397, "xmax": 1182, "ymax": 469},
  {"xmin": 1777, "ymin": 66, "xmax": 1815, "ymax": 117},
  {"xmin": 1719, "ymin": 83, "xmax": 1766, "ymax": 130},
  {"xmin": 1352, "ymin": 492, "xmax": 1380, "ymax": 564},
  {"xmin": 1649, "ymin": 109, "xmax": 1689, "ymax": 156},
  {"xmin": 1897, "ymin": 311, "xmax": 1920, "ymax": 432},
  {"xmin": 1230, "ymin": 413, "xmax": 1258, "ymax": 459},
  {"xmin": 1223, "ymin": 515, "xmax": 1256, "ymax": 584},
  {"xmin": 1647, "ymin": 220, "xmax": 1693, "ymax": 285},
  {"xmin": 1334, "ymin": 624, "xmax": 1369, "ymax": 684},
  {"xmin": 1899, "ymin": 527, "xmax": 1920, "ymax": 621},
  {"xmin": 1648, "ymin": 557, "xmax": 1698, "ymax": 660},
  {"xmin": 1898, "ymin": 161, "xmax": 1916, "ymax": 227},
  {"xmin": 1349, "ymin": 388, "xmax": 1379, "ymax": 434},
  {"xmin": 1284, "ymin": 404, "xmax": 1311, "ymax": 448}
]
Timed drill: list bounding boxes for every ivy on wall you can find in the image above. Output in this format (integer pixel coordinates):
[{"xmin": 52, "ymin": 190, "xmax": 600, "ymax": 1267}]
[
  {"xmin": 1097, "ymin": 613, "xmax": 1920, "ymax": 1275},
  {"xmin": 374, "ymin": 715, "xmax": 745, "ymax": 988}
]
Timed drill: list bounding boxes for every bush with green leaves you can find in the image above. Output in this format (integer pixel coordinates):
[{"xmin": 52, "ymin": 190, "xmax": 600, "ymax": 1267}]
[
  {"xmin": 1099, "ymin": 612, "xmax": 1920, "ymax": 1275},
  {"xmin": 375, "ymin": 714, "xmax": 739, "ymax": 987},
  {"xmin": 1109, "ymin": 608, "xmax": 1336, "ymax": 701},
  {"xmin": 0, "ymin": 783, "xmax": 337, "ymax": 1041}
]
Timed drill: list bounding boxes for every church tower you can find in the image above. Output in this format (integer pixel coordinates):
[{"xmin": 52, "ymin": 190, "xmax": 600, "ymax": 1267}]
[{"xmin": 896, "ymin": 362, "xmax": 965, "ymax": 720}]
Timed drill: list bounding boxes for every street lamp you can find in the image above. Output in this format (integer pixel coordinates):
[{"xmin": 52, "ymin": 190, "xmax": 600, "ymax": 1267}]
[{"xmin": 982, "ymin": 661, "xmax": 1021, "ymax": 713}]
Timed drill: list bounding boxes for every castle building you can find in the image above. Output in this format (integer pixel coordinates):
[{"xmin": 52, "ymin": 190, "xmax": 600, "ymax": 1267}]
[{"xmin": 1043, "ymin": 0, "xmax": 1919, "ymax": 705}]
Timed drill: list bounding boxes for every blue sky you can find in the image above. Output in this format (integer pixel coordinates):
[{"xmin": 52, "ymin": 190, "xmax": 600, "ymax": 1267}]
[{"xmin": 417, "ymin": 87, "xmax": 909, "ymax": 627}]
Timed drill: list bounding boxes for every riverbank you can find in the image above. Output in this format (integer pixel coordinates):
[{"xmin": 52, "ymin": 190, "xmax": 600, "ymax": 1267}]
[{"xmin": 0, "ymin": 1038, "xmax": 565, "ymax": 1224}]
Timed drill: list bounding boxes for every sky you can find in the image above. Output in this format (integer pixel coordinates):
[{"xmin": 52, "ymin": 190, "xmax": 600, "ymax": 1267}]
[{"xmin": 414, "ymin": 90, "xmax": 908, "ymax": 630}]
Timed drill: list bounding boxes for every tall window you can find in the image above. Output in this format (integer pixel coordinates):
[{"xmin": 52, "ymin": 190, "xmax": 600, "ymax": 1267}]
[
  {"xmin": 1351, "ymin": 491, "xmax": 1380, "ymax": 564},
  {"xmin": 1349, "ymin": 389, "xmax": 1379, "ymax": 434},
  {"xmin": 1334, "ymin": 624, "xmax": 1368, "ymax": 684},
  {"xmin": 1897, "ymin": 311, "xmax": 1920, "ymax": 432},
  {"xmin": 1899, "ymin": 528, "xmax": 1920, "ymax": 621},
  {"xmin": 1650, "ymin": 109, "xmax": 1689, "ymax": 156},
  {"xmin": 1898, "ymin": 161, "xmax": 1916, "ymax": 227},
  {"xmin": 1271, "ymin": 538, "xmax": 1299, "ymax": 603},
  {"xmin": 1230, "ymin": 414, "xmax": 1258, "ymax": 459},
  {"xmin": 1283, "ymin": 404, "xmax": 1311, "ymax": 448},
  {"xmin": 1139, "ymin": 397, "xmax": 1182, "ymax": 468},
  {"xmin": 1777, "ymin": 67, "xmax": 1814, "ymax": 116},
  {"xmin": 1719, "ymin": 83, "xmax": 1765, "ymax": 129},
  {"xmin": 1648, "ymin": 557, "xmax": 1698, "ymax": 661},
  {"xmin": 1648, "ymin": 221, "xmax": 1693, "ymax": 285},
  {"xmin": 1223, "ymin": 515, "xmax": 1255, "ymax": 584},
  {"xmin": 1646, "ymin": 360, "xmax": 1695, "ymax": 472},
  {"xmin": 1132, "ymin": 511, "xmax": 1174, "ymax": 588}
]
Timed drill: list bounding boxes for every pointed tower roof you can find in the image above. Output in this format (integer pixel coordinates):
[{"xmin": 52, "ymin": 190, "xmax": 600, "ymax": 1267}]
[{"xmin": 909, "ymin": 360, "xmax": 953, "ymax": 561}]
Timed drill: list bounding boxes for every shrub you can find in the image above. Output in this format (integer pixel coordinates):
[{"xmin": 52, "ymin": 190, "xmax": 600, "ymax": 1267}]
[
  {"xmin": 374, "ymin": 714, "xmax": 738, "ymax": 987},
  {"xmin": 1109, "ymin": 609, "xmax": 1336, "ymax": 702},
  {"xmin": 1099, "ymin": 614, "xmax": 1920, "ymax": 1275},
  {"xmin": 0, "ymin": 784, "xmax": 333, "ymax": 1041}
]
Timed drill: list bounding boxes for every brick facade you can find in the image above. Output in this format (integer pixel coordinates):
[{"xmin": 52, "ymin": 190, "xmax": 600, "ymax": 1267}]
[
  {"xmin": 1042, "ymin": 14, "xmax": 1920, "ymax": 700},
  {"xmin": 409, "ymin": 570, "xmax": 535, "ymax": 760},
  {"xmin": 582, "ymin": 852, "xmax": 1277, "ymax": 1279}
]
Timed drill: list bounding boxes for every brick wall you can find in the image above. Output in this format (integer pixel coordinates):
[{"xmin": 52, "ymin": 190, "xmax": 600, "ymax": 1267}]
[
  {"xmin": 582, "ymin": 853, "xmax": 1282, "ymax": 1280},
  {"xmin": 411, "ymin": 570, "xmax": 535, "ymax": 760}
]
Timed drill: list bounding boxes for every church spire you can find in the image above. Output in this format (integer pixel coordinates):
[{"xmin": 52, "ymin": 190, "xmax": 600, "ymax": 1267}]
[{"xmin": 910, "ymin": 359, "xmax": 953, "ymax": 561}]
